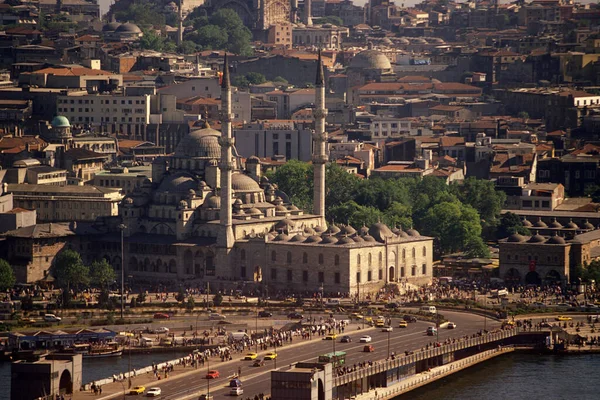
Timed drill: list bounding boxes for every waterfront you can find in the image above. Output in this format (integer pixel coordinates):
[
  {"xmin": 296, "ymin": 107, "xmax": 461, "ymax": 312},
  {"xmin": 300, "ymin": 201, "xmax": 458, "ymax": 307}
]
[{"xmin": 399, "ymin": 353, "xmax": 600, "ymax": 400}]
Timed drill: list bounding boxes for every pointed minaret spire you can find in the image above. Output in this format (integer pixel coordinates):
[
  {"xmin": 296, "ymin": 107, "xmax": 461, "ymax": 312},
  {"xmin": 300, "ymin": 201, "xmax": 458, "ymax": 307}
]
[
  {"xmin": 217, "ymin": 53, "xmax": 235, "ymax": 249},
  {"xmin": 312, "ymin": 49, "xmax": 327, "ymax": 223},
  {"xmin": 221, "ymin": 53, "xmax": 230, "ymax": 89},
  {"xmin": 316, "ymin": 49, "xmax": 324, "ymax": 86}
]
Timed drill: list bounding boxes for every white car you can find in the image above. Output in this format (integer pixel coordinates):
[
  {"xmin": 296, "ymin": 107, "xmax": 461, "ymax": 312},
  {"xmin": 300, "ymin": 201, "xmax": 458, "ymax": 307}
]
[
  {"xmin": 359, "ymin": 335, "xmax": 372, "ymax": 343},
  {"xmin": 146, "ymin": 387, "xmax": 161, "ymax": 397},
  {"xmin": 43, "ymin": 314, "xmax": 62, "ymax": 322},
  {"xmin": 230, "ymin": 387, "xmax": 244, "ymax": 396},
  {"xmin": 382, "ymin": 326, "xmax": 393, "ymax": 332},
  {"xmin": 154, "ymin": 327, "xmax": 170, "ymax": 334},
  {"xmin": 447, "ymin": 322, "xmax": 457, "ymax": 329},
  {"xmin": 209, "ymin": 313, "xmax": 226, "ymax": 320}
]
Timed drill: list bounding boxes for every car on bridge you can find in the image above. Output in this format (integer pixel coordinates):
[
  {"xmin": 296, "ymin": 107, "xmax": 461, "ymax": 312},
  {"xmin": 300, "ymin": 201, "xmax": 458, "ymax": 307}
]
[
  {"xmin": 403, "ymin": 315, "xmax": 417, "ymax": 323},
  {"xmin": 324, "ymin": 333, "xmax": 337, "ymax": 340},
  {"xmin": 230, "ymin": 387, "xmax": 244, "ymax": 396},
  {"xmin": 426, "ymin": 327, "xmax": 437, "ymax": 336},
  {"xmin": 359, "ymin": 335, "xmax": 372, "ymax": 343},
  {"xmin": 146, "ymin": 387, "xmax": 161, "ymax": 397},
  {"xmin": 206, "ymin": 370, "xmax": 220, "ymax": 379},
  {"xmin": 258, "ymin": 311, "xmax": 273, "ymax": 318},
  {"xmin": 264, "ymin": 352, "xmax": 278, "ymax": 360},
  {"xmin": 154, "ymin": 327, "xmax": 169, "ymax": 334},
  {"xmin": 398, "ymin": 321, "xmax": 408, "ymax": 328},
  {"xmin": 153, "ymin": 313, "xmax": 170, "ymax": 319},
  {"xmin": 447, "ymin": 322, "xmax": 457, "ymax": 329},
  {"xmin": 556, "ymin": 316, "xmax": 572, "ymax": 321},
  {"xmin": 340, "ymin": 335, "xmax": 352, "ymax": 343},
  {"xmin": 381, "ymin": 326, "xmax": 393, "ymax": 332},
  {"xmin": 128, "ymin": 386, "xmax": 145, "ymax": 395},
  {"xmin": 252, "ymin": 359, "xmax": 265, "ymax": 367},
  {"xmin": 363, "ymin": 345, "xmax": 375, "ymax": 352},
  {"xmin": 287, "ymin": 312, "xmax": 304, "ymax": 319},
  {"xmin": 244, "ymin": 352, "xmax": 258, "ymax": 360}
]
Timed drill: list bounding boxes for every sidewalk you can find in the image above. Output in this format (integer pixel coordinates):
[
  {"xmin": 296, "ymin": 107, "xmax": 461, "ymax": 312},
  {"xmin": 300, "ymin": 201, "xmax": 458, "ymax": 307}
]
[{"xmin": 72, "ymin": 323, "xmax": 375, "ymax": 400}]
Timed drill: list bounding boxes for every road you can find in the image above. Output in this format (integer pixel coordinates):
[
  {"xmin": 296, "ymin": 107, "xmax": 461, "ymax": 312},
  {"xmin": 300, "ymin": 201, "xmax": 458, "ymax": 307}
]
[{"xmin": 149, "ymin": 310, "xmax": 499, "ymax": 400}]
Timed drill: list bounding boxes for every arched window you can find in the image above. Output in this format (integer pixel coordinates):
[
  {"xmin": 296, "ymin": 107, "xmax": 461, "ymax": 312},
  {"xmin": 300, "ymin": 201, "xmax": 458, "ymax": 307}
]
[
  {"xmin": 334, "ymin": 255, "xmax": 340, "ymax": 266},
  {"xmin": 412, "ymin": 248, "xmax": 416, "ymax": 258},
  {"xmin": 368, "ymin": 253, "xmax": 372, "ymax": 267},
  {"xmin": 241, "ymin": 249, "xmax": 246, "ymax": 261},
  {"xmin": 287, "ymin": 251, "xmax": 292, "ymax": 263},
  {"xmin": 319, "ymin": 254, "xmax": 324, "ymax": 264},
  {"xmin": 379, "ymin": 253, "xmax": 383, "ymax": 267},
  {"xmin": 271, "ymin": 251, "xmax": 276, "ymax": 262},
  {"xmin": 422, "ymin": 246, "xmax": 426, "ymax": 257},
  {"xmin": 357, "ymin": 254, "xmax": 361, "ymax": 266},
  {"xmin": 303, "ymin": 252, "xmax": 308, "ymax": 263},
  {"xmin": 402, "ymin": 249, "xmax": 406, "ymax": 259}
]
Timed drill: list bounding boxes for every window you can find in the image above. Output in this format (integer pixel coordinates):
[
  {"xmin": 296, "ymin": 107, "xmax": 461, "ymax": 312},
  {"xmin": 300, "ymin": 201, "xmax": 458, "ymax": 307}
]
[
  {"xmin": 303, "ymin": 270, "xmax": 309, "ymax": 282},
  {"xmin": 357, "ymin": 254, "xmax": 361, "ymax": 266},
  {"xmin": 379, "ymin": 253, "xmax": 382, "ymax": 267},
  {"xmin": 422, "ymin": 264, "xmax": 427, "ymax": 275},
  {"xmin": 334, "ymin": 255, "xmax": 339, "ymax": 266},
  {"xmin": 303, "ymin": 252, "xmax": 308, "ymax": 263},
  {"xmin": 422, "ymin": 246, "xmax": 426, "ymax": 257},
  {"xmin": 335, "ymin": 272, "xmax": 340, "ymax": 284},
  {"xmin": 368, "ymin": 253, "xmax": 372, "ymax": 266},
  {"xmin": 241, "ymin": 266, "xmax": 246, "ymax": 278},
  {"xmin": 271, "ymin": 251, "xmax": 276, "ymax": 262},
  {"xmin": 411, "ymin": 266, "xmax": 416, "ymax": 276},
  {"xmin": 402, "ymin": 249, "xmax": 406, "ymax": 259},
  {"xmin": 318, "ymin": 272, "xmax": 324, "ymax": 283},
  {"xmin": 356, "ymin": 272, "xmax": 361, "ymax": 283},
  {"xmin": 287, "ymin": 269, "xmax": 293, "ymax": 281},
  {"xmin": 271, "ymin": 268, "xmax": 277, "ymax": 280},
  {"xmin": 287, "ymin": 251, "xmax": 292, "ymax": 263},
  {"xmin": 378, "ymin": 269, "xmax": 383, "ymax": 280},
  {"xmin": 367, "ymin": 271, "xmax": 372, "ymax": 281},
  {"xmin": 412, "ymin": 248, "xmax": 416, "ymax": 258},
  {"xmin": 319, "ymin": 254, "xmax": 324, "ymax": 264}
]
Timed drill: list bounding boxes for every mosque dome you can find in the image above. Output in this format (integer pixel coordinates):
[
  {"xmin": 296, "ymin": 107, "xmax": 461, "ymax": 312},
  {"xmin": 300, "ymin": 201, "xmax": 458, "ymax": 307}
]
[
  {"xmin": 202, "ymin": 194, "xmax": 221, "ymax": 208},
  {"xmin": 507, "ymin": 233, "xmax": 526, "ymax": 243},
  {"xmin": 565, "ymin": 220, "xmax": 579, "ymax": 229},
  {"xmin": 352, "ymin": 236, "xmax": 364, "ymax": 243},
  {"xmin": 547, "ymin": 235, "xmax": 566, "ymax": 245},
  {"xmin": 359, "ymin": 226, "xmax": 369, "ymax": 236},
  {"xmin": 274, "ymin": 218, "xmax": 295, "ymax": 231},
  {"xmin": 549, "ymin": 219, "xmax": 563, "ymax": 229},
  {"xmin": 406, "ymin": 228, "xmax": 420, "ymax": 237},
  {"xmin": 369, "ymin": 223, "xmax": 394, "ymax": 242},
  {"xmin": 314, "ymin": 226, "xmax": 326, "ymax": 233},
  {"xmin": 534, "ymin": 218, "xmax": 548, "ymax": 228},
  {"xmin": 102, "ymin": 22, "xmax": 121, "ymax": 32},
  {"xmin": 304, "ymin": 227, "xmax": 316, "ymax": 235},
  {"xmin": 349, "ymin": 50, "xmax": 392, "ymax": 71},
  {"xmin": 115, "ymin": 22, "xmax": 142, "ymax": 33},
  {"xmin": 288, "ymin": 205, "xmax": 299, "ymax": 211},
  {"xmin": 363, "ymin": 235, "xmax": 376, "ymax": 242},
  {"xmin": 51, "ymin": 116, "xmax": 70, "ymax": 128},
  {"xmin": 290, "ymin": 234, "xmax": 306, "ymax": 243},
  {"xmin": 522, "ymin": 218, "xmax": 533, "ymax": 227},
  {"xmin": 321, "ymin": 235, "xmax": 338, "ymax": 244},
  {"xmin": 325, "ymin": 225, "xmax": 341, "ymax": 235},
  {"xmin": 337, "ymin": 237, "xmax": 355, "ymax": 245},
  {"xmin": 338, "ymin": 225, "xmax": 357, "ymax": 236},
  {"xmin": 528, "ymin": 234, "xmax": 546, "ymax": 243},
  {"xmin": 305, "ymin": 235, "xmax": 323, "ymax": 243},
  {"xmin": 157, "ymin": 174, "xmax": 198, "ymax": 193},
  {"xmin": 174, "ymin": 128, "xmax": 221, "ymax": 159},
  {"xmin": 583, "ymin": 220, "xmax": 595, "ymax": 230},
  {"xmin": 248, "ymin": 208, "xmax": 263, "ymax": 216},
  {"xmin": 273, "ymin": 233, "xmax": 289, "ymax": 241},
  {"xmin": 232, "ymin": 173, "xmax": 262, "ymax": 192}
]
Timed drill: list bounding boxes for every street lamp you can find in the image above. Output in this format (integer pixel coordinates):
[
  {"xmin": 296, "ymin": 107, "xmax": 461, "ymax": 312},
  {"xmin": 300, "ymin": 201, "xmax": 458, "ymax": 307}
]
[{"xmin": 118, "ymin": 224, "xmax": 127, "ymax": 320}]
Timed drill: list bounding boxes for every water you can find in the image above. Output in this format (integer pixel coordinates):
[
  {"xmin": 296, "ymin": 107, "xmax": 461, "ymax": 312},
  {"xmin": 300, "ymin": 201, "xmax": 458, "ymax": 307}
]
[{"xmin": 399, "ymin": 353, "xmax": 600, "ymax": 400}]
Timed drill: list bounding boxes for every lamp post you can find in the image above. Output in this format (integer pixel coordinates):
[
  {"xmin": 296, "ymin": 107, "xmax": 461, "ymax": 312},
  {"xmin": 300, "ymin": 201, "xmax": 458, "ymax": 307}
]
[
  {"xmin": 118, "ymin": 224, "xmax": 127, "ymax": 321},
  {"xmin": 387, "ymin": 329, "xmax": 391, "ymax": 359}
]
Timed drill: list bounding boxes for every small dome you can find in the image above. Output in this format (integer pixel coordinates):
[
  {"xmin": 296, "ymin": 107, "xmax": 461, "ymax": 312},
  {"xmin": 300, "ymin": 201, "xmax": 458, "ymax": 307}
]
[
  {"xmin": 352, "ymin": 236, "xmax": 364, "ymax": 242},
  {"xmin": 178, "ymin": 200, "xmax": 188, "ymax": 209},
  {"xmin": 522, "ymin": 218, "xmax": 533, "ymax": 227},
  {"xmin": 583, "ymin": 220, "xmax": 595, "ymax": 230},
  {"xmin": 202, "ymin": 194, "xmax": 220, "ymax": 208},
  {"xmin": 349, "ymin": 50, "xmax": 392, "ymax": 71},
  {"xmin": 275, "ymin": 205, "xmax": 288, "ymax": 212},
  {"xmin": 547, "ymin": 235, "xmax": 566, "ymax": 245},
  {"xmin": 338, "ymin": 225, "xmax": 357, "ymax": 236},
  {"xmin": 565, "ymin": 219, "xmax": 579, "ymax": 229},
  {"xmin": 115, "ymin": 22, "xmax": 142, "ymax": 33},
  {"xmin": 528, "ymin": 234, "xmax": 546, "ymax": 243},
  {"xmin": 325, "ymin": 225, "xmax": 341, "ymax": 235},
  {"xmin": 314, "ymin": 226, "xmax": 326, "ymax": 233},
  {"xmin": 549, "ymin": 218, "xmax": 563, "ymax": 229},
  {"xmin": 507, "ymin": 233, "xmax": 526, "ymax": 243},
  {"xmin": 321, "ymin": 235, "xmax": 338, "ymax": 244},
  {"xmin": 274, "ymin": 218, "xmax": 295, "ymax": 231},
  {"xmin": 51, "ymin": 115, "xmax": 70, "ymax": 128},
  {"xmin": 305, "ymin": 235, "xmax": 323, "ymax": 243},
  {"xmin": 406, "ymin": 228, "xmax": 420, "ymax": 237},
  {"xmin": 303, "ymin": 227, "xmax": 316, "ymax": 235},
  {"xmin": 247, "ymin": 155, "xmax": 260, "ymax": 163},
  {"xmin": 369, "ymin": 223, "xmax": 394, "ymax": 242},
  {"xmin": 397, "ymin": 230, "xmax": 410, "ymax": 238},
  {"xmin": 158, "ymin": 174, "xmax": 198, "ymax": 194},
  {"xmin": 273, "ymin": 233, "xmax": 289, "ymax": 241},
  {"xmin": 232, "ymin": 173, "xmax": 261, "ymax": 192},
  {"xmin": 248, "ymin": 208, "xmax": 263, "ymax": 215},
  {"xmin": 267, "ymin": 232, "xmax": 277, "ymax": 240},
  {"xmin": 289, "ymin": 234, "xmax": 306, "ymax": 242},
  {"xmin": 235, "ymin": 209, "xmax": 246, "ymax": 215},
  {"xmin": 359, "ymin": 226, "xmax": 369, "ymax": 236},
  {"xmin": 103, "ymin": 22, "xmax": 121, "ymax": 32},
  {"xmin": 337, "ymin": 237, "xmax": 355, "ymax": 245},
  {"xmin": 534, "ymin": 218, "xmax": 548, "ymax": 228},
  {"xmin": 363, "ymin": 235, "xmax": 376, "ymax": 242},
  {"xmin": 288, "ymin": 205, "xmax": 299, "ymax": 211}
]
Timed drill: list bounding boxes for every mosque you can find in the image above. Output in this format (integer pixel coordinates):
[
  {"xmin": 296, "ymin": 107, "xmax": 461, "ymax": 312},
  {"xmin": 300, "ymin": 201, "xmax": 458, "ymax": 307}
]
[{"xmin": 106, "ymin": 55, "xmax": 433, "ymax": 296}]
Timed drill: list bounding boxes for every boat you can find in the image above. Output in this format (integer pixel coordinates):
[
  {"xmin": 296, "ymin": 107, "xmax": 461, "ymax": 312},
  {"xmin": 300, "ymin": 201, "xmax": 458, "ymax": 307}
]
[{"xmin": 70, "ymin": 342, "xmax": 123, "ymax": 358}]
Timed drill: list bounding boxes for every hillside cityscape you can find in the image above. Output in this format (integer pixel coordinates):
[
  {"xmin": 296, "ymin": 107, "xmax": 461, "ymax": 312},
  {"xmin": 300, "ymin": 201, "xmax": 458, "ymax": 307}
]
[{"xmin": 0, "ymin": 0, "xmax": 600, "ymax": 400}]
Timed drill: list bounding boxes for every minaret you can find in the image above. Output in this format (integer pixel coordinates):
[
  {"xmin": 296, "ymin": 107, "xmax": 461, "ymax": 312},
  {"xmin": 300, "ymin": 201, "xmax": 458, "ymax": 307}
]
[
  {"xmin": 217, "ymin": 54, "xmax": 235, "ymax": 249},
  {"xmin": 177, "ymin": 0, "xmax": 183, "ymax": 46},
  {"xmin": 312, "ymin": 50, "xmax": 327, "ymax": 223},
  {"xmin": 304, "ymin": 0, "xmax": 313, "ymax": 26}
]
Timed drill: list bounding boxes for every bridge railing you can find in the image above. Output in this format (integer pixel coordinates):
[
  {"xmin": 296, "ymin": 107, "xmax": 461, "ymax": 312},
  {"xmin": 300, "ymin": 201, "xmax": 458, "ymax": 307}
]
[{"xmin": 333, "ymin": 328, "xmax": 519, "ymax": 386}]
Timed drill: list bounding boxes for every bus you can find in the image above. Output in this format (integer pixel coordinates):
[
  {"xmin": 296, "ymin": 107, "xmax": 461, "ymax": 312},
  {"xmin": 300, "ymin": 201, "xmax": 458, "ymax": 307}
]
[{"xmin": 318, "ymin": 351, "xmax": 347, "ymax": 367}]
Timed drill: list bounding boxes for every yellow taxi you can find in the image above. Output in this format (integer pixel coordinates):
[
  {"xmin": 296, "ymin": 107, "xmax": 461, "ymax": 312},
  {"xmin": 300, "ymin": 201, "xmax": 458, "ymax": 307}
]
[
  {"xmin": 324, "ymin": 333, "xmax": 337, "ymax": 340},
  {"xmin": 398, "ymin": 321, "xmax": 408, "ymax": 328},
  {"xmin": 375, "ymin": 321, "xmax": 385, "ymax": 328},
  {"xmin": 350, "ymin": 312, "xmax": 363, "ymax": 320},
  {"xmin": 264, "ymin": 352, "xmax": 278, "ymax": 360},
  {"xmin": 365, "ymin": 317, "xmax": 373, "ymax": 324},
  {"xmin": 284, "ymin": 297, "xmax": 295, "ymax": 303},
  {"xmin": 244, "ymin": 352, "xmax": 258, "ymax": 360},
  {"xmin": 129, "ymin": 386, "xmax": 145, "ymax": 395},
  {"xmin": 556, "ymin": 315, "xmax": 572, "ymax": 321}
]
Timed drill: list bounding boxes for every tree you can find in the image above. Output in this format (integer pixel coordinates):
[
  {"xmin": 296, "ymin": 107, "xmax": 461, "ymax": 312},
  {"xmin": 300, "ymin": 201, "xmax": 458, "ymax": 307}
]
[
  {"xmin": 115, "ymin": 3, "xmax": 167, "ymax": 27},
  {"xmin": 266, "ymin": 159, "xmax": 313, "ymax": 211},
  {"xmin": 497, "ymin": 212, "xmax": 530, "ymax": 238},
  {"xmin": 245, "ymin": 72, "xmax": 266, "ymax": 85},
  {"xmin": 177, "ymin": 40, "xmax": 198, "ymax": 54},
  {"xmin": 186, "ymin": 9, "xmax": 252, "ymax": 56},
  {"xmin": 313, "ymin": 15, "xmax": 344, "ymax": 26},
  {"xmin": 326, "ymin": 163, "xmax": 361, "ymax": 209},
  {"xmin": 53, "ymin": 250, "xmax": 89, "ymax": 305},
  {"xmin": 452, "ymin": 177, "xmax": 506, "ymax": 228},
  {"xmin": 139, "ymin": 29, "xmax": 175, "ymax": 52},
  {"xmin": 464, "ymin": 237, "xmax": 491, "ymax": 258},
  {"xmin": 137, "ymin": 292, "xmax": 146, "ymax": 304},
  {"xmin": 90, "ymin": 259, "xmax": 116, "ymax": 289},
  {"xmin": 0, "ymin": 259, "xmax": 15, "ymax": 291},
  {"xmin": 186, "ymin": 296, "xmax": 195, "ymax": 310},
  {"xmin": 176, "ymin": 288, "xmax": 186, "ymax": 303},
  {"xmin": 517, "ymin": 111, "xmax": 530, "ymax": 120},
  {"xmin": 273, "ymin": 76, "xmax": 288, "ymax": 84},
  {"xmin": 213, "ymin": 292, "xmax": 224, "ymax": 306},
  {"xmin": 585, "ymin": 184, "xmax": 600, "ymax": 203}
]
